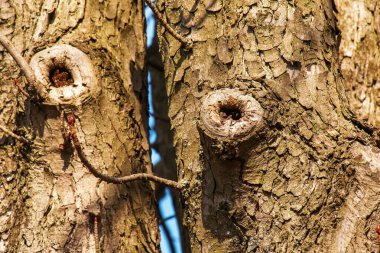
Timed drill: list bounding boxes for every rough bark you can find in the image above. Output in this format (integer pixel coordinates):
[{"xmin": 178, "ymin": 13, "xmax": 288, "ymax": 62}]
[
  {"xmin": 157, "ymin": 0, "xmax": 380, "ymax": 252},
  {"xmin": 336, "ymin": 0, "xmax": 380, "ymax": 127},
  {"xmin": 0, "ymin": 1, "xmax": 159, "ymax": 252}
]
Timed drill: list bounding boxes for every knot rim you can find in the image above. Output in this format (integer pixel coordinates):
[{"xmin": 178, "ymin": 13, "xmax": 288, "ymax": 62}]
[{"xmin": 199, "ymin": 88, "xmax": 264, "ymax": 141}]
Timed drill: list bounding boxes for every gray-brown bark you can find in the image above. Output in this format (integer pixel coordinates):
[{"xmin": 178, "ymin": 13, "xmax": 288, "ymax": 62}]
[
  {"xmin": 337, "ymin": 0, "xmax": 380, "ymax": 127},
  {"xmin": 156, "ymin": 0, "xmax": 380, "ymax": 252},
  {"xmin": 0, "ymin": 1, "xmax": 160, "ymax": 252},
  {"xmin": 2, "ymin": 0, "xmax": 380, "ymax": 252}
]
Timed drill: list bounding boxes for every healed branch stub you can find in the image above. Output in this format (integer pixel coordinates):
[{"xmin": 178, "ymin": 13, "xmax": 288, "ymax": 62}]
[
  {"xmin": 30, "ymin": 44, "xmax": 99, "ymax": 105},
  {"xmin": 199, "ymin": 88, "xmax": 264, "ymax": 158}
]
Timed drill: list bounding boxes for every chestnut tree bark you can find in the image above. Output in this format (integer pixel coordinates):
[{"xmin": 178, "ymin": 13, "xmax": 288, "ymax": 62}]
[
  {"xmin": 2, "ymin": 0, "xmax": 380, "ymax": 252},
  {"xmin": 0, "ymin": 0, "xmax": 160, "ymax": 252},
  {"xmin": 156, "ymin": 0, "xmax": 380, "ymax": 252}
]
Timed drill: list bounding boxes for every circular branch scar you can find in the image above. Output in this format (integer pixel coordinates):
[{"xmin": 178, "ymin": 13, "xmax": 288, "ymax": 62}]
[
  {"xmin": 30, "ymin": 44, "xmax": 99, "ymax": 105},
  {"xmin": 200, "ymin": 89, "xmax": 264, "ymax": 140}
]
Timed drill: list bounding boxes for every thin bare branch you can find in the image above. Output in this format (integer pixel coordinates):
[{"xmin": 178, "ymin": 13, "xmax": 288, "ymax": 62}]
[
  {"xmin": 0, "ymin": 33, "xmax": 46, "ymax": 97},
  {"xmin": 14, "ymin": 79, "xmax": 29, "ymax": 97},
  {"xmin": 63, "ymin": 113, "xmax": 183, "ymax": 190},
  {"xmin": 0, "ymin": 123, "xmax": 32, "ymax": 144},
  {"xmin": 145, "ymin": 0, "xmax": 191, "ymax": 46},
  {"xmin": 94, "ymin": 216, "xmax": 100, "ymax": 253}
]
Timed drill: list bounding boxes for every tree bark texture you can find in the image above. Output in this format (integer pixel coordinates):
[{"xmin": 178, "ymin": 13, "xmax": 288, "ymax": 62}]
[
  {"xmin": 157, "ymin": 0, "xmax": 380, "ymax": 252},
  {"xmin": 336, "ymin": 1, "xmax": 380, "ymax": 126},
  {"xmin": 0, "ymin": 1, "xmax": 159, "ymax": 252}
]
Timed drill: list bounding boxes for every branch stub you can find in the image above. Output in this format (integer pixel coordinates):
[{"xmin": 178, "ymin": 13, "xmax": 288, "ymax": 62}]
[
  {"xmin": 30, "ymin": 44, "xmax": 98, "ymax": 105},
  {"xmin": 199, "ymin": 88, "xmax": 264, "ymax": 142}
]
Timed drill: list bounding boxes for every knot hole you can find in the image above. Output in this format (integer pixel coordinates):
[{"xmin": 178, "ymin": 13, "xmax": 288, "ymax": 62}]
[
  {"xmin": 219, "ymin": 97, "xmax": 243, "ymax": 120},
  {"xmin": 49, "ymin": 66, "xmax": 74, "ymax": 87}
]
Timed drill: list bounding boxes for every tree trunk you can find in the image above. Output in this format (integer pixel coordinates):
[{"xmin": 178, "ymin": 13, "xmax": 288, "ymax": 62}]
[
  {"xmin": 3, "ymin": 0, "xmax": 380, "ymax": 252},
  {"xmin": 157, "ymin": 0, "xmax": 380, "ymax": 252},
  {"xmin": 0, "ymin": 1, "xmax": 160, "ymax": 252}
]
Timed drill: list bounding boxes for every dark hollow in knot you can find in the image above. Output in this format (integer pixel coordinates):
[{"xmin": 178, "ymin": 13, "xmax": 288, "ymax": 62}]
[
  {"xmin": 219, "ymin": 97, "xmax": 243, "ymax": 120},
  {"xmin": 49, "ymin": 66, "xmax": 74, "ymax": 87},
  {"xmin": 200, "ymin": 88, "xmax": 264, "ymax": 140},
  {"xmin": 220, "ymin": 106, "xmax": 242, "ymax": 120}
]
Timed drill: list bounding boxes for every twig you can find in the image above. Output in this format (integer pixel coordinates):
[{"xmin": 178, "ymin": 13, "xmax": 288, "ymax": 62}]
[
  {"xmin": 162, "ymin": 214, "xmax": 176, "ymax": 222},
  {"xmin": 0, "ymin": 33, "xmax": 47, "ymax": 98},
  {"xmin": 149, "ymin": 112, "xmax": 170, "ymax": 122},
  {"xmin": 94, "ymin": 216, "xmax": 100, "ymax": 253},
  {"xmin": 14, "ymin": 79, "xmax": 29, "ymax": 97},
  {"xmin": 63, "ymin": 113, "xmax": 183, "ymax": 190},
  {"xmin": 59, "ymin": 110, "xmax": 70, "ymax": 149},
  {"xmin": 0, "ymin": 123, "xmax": 32, "ymax": 144},
  {"xmin": 145, "ymin": 0, "xmax": 191, "ymax": 46}
]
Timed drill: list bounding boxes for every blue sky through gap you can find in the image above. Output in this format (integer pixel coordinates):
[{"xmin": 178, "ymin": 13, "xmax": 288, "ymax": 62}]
[{"xmin": 145, "ymin": 4, "xmax": 182, "ymax": 253}]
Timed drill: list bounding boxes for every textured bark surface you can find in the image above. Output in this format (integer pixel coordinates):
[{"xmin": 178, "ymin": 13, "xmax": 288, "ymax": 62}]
[
  {"xmin": 157, "ymin": 0, "xmax": 380, "ymax": 252},
  {"xmin": 336, "ymin": 0, "xmax": 380, "ymax": 127},
  {"xmin": 0, "ymin": 1, "xmax": 159, "ymax": 252}
]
